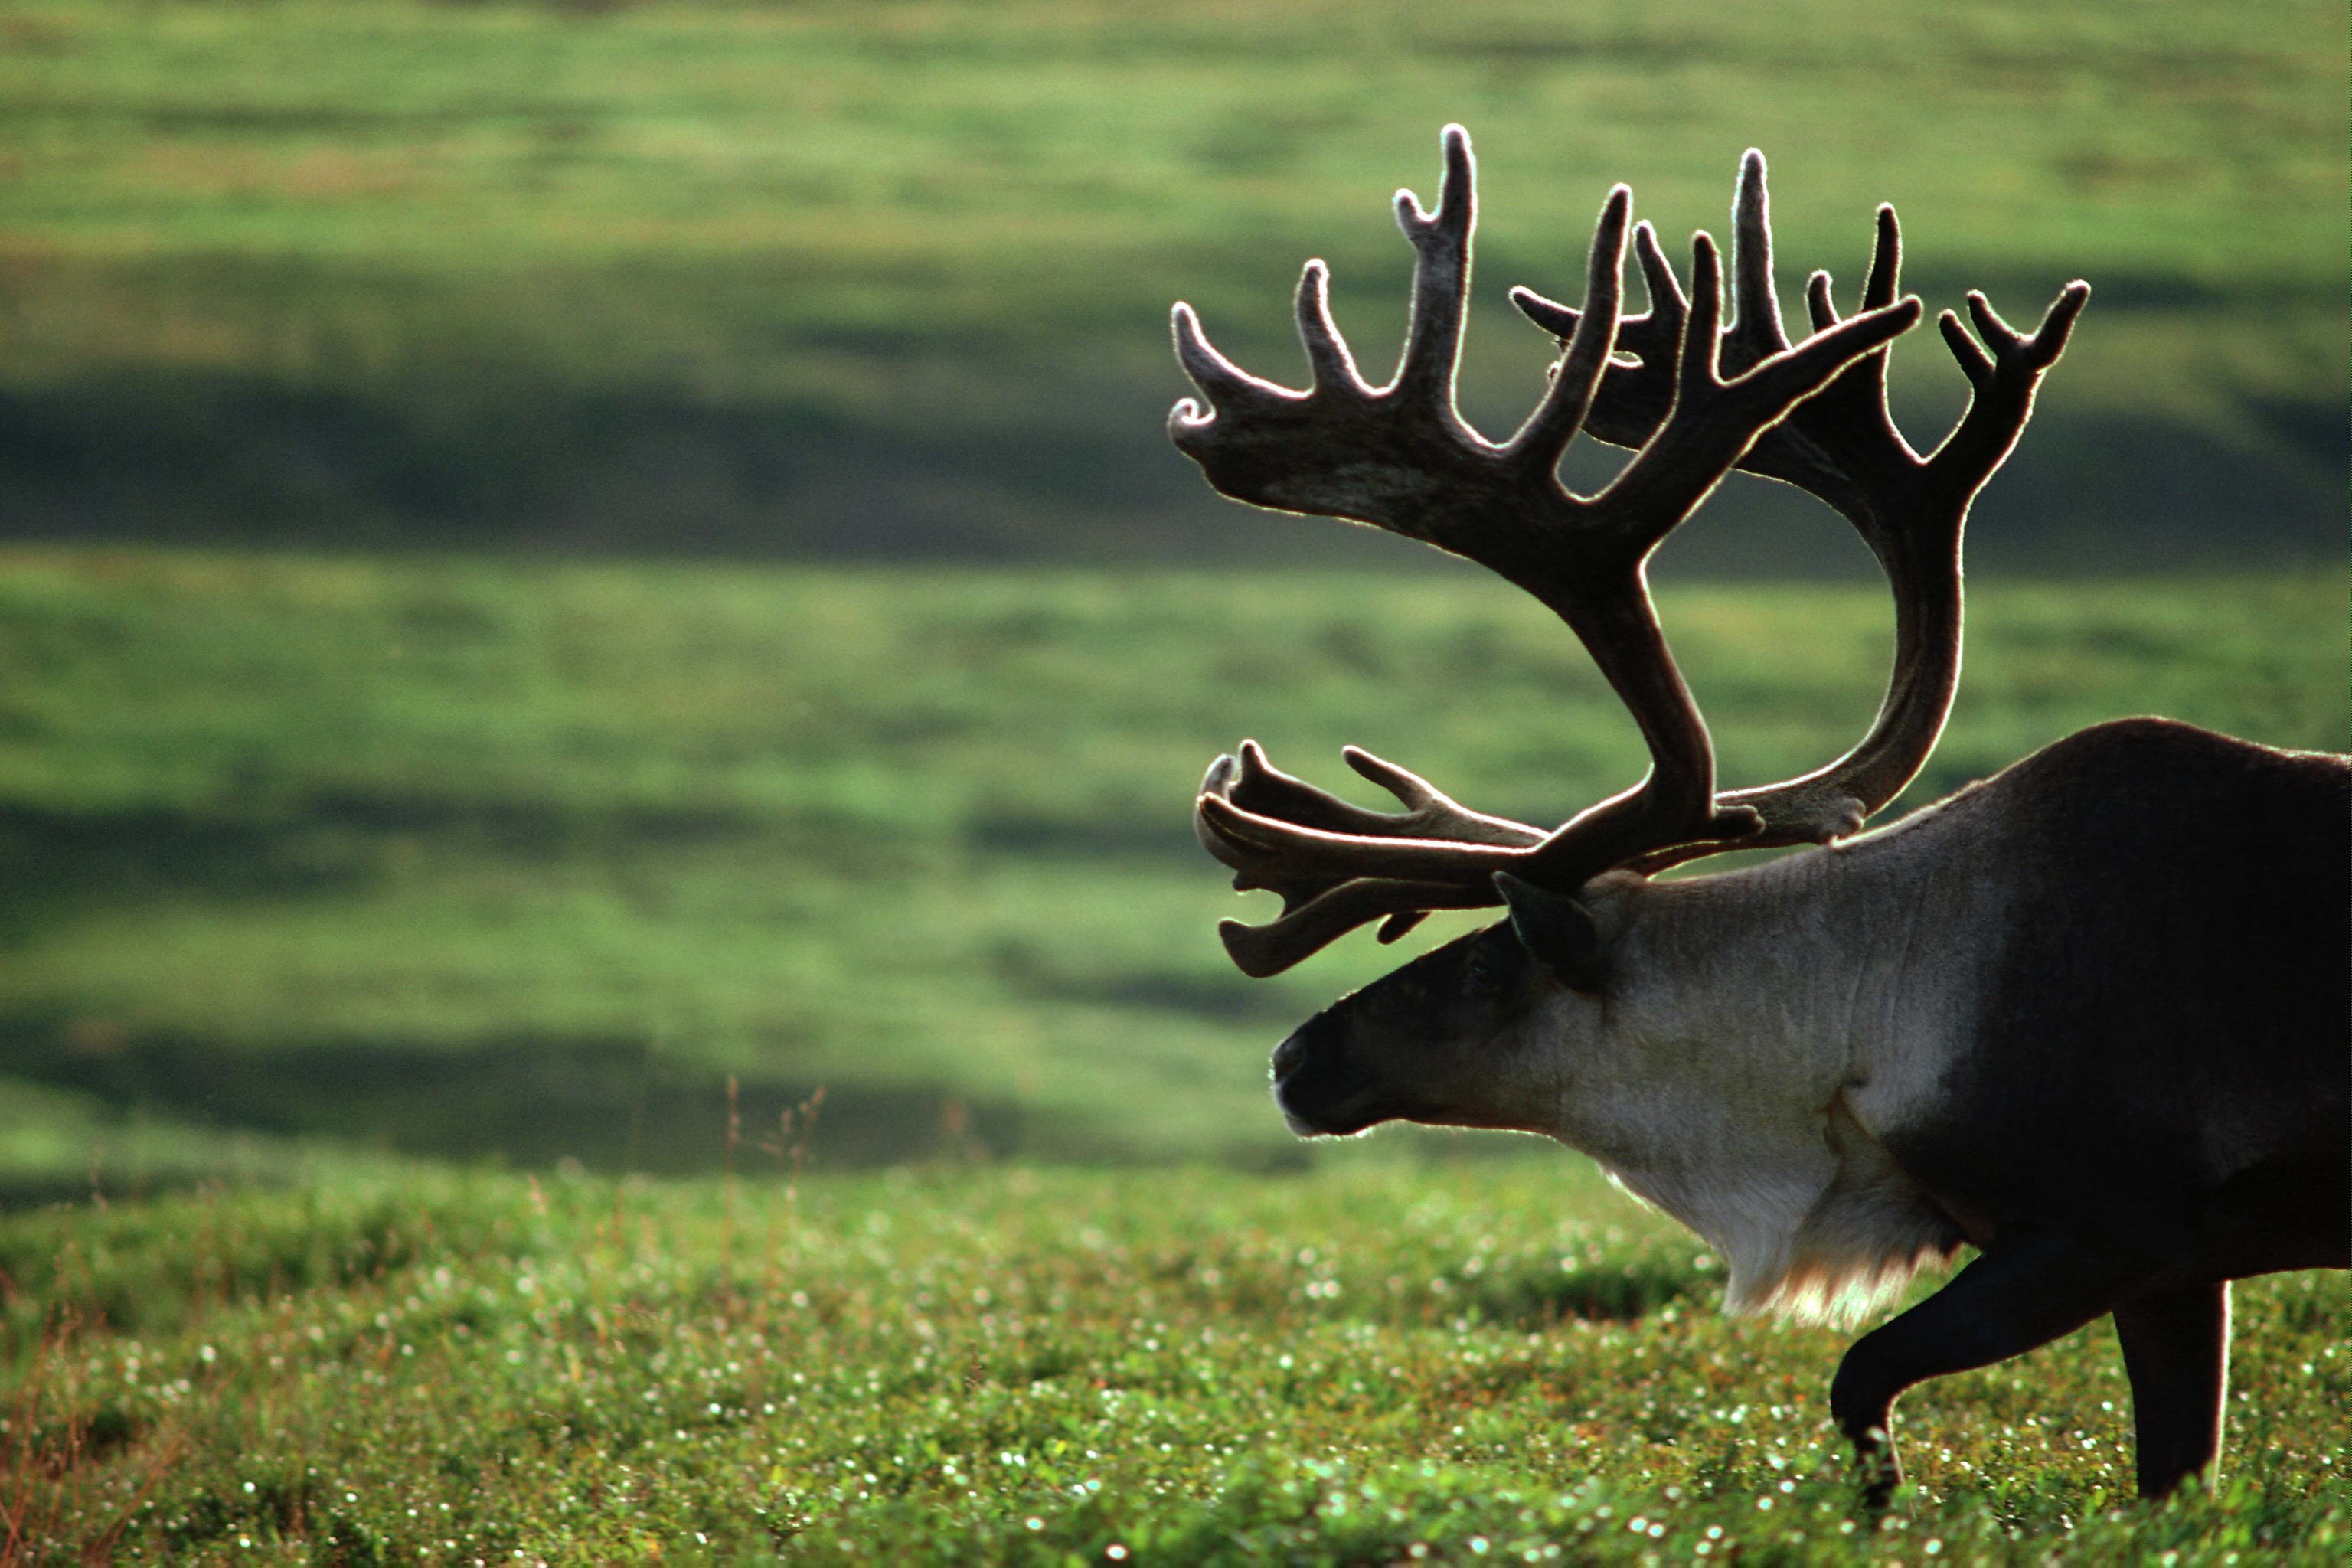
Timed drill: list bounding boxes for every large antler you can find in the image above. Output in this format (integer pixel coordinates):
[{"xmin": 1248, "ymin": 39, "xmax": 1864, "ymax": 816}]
[
  {"xmin": 1512, "ymin": 151, "xmax": 2090, "ymax": 871},
  {"xmin": 1175, "ymin": 127, "xmax": 1923, "ymax": 976}
]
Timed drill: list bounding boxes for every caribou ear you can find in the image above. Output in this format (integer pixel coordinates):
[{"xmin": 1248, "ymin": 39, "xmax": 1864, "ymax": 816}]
[{"xmin": 1494, "ymin": 871, "xmax": 1609, "ymax": 994}]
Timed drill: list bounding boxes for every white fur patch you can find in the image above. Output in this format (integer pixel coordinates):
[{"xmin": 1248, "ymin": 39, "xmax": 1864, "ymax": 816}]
[
  {"xmin": 1595, "ymin": 1104, "xmax": 1960, "ymax": 1330},
  {"xmin": 1733, "ymin": 1095, "xmax": 1962, "ymax": 1325}
]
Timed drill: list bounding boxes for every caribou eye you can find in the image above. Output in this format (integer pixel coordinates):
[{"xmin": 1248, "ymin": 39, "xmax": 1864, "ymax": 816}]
[{"xmin": 1462, "ymin": 943, "xmax": 1505, "ymax": 1002}]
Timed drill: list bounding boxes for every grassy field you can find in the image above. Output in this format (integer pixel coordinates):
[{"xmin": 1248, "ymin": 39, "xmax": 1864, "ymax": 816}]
[
  {"xmin": 0, "ymin": 547, "xmax": 2344, "ymax": 1185},
  {"xmin": 0, "ymin": 549, "xmax": 2344, "ymax": 1554},
  {"xmin": 0, "ymin": 0, "xmax": 2343, "ymax": 556},
  {"xmin": 2, "ymin": 1160, "xmax": 2346, "ymax": 1560}
]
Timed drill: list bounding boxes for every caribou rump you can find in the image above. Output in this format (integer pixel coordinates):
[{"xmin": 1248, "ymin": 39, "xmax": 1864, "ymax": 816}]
[{"xmin": 1168, "ymin": 126, "xmax": 2350, "ymax": 1504}]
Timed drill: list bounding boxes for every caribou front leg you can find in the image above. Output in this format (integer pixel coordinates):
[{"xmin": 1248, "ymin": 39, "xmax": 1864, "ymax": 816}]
[
  {"xmin": 1828, "ymin": 1232, "xmax": 2149, "ymax": 1508},
  {"xmin": 2112, "ymin": 1280, "xmax": 2230, "ymax": 1498}
]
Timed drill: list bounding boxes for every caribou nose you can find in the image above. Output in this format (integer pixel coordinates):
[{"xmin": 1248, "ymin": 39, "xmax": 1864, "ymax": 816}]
[
  {"xmin": 1270, "ymin": 1027, "xmax": 1310, "ymax": 1083},
  {"xmin": 1269, "ymin": 1026, "xmax": 1323, "ymax": 1135}
]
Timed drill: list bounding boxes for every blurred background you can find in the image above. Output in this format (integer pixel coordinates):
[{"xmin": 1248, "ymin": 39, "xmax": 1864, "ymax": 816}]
[{"xmin": 0, "ymin": 0, "xmax": 2345, "ymax": 1194}]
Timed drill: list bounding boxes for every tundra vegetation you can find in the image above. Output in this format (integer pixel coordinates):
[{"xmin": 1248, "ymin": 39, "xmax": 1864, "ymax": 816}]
[
  {"xmin": 0, "ymin": 550, "xmax": 2347, "ymax": 1559},
  {"xmin": 2, "ymin": 1161, "xmax": 2348, "ymax": 1560}
]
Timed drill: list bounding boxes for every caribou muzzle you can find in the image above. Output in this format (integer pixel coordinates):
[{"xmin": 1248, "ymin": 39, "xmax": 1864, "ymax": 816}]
[{"xmin": 1269, "ymin": 1015, "xmax": 1383, "ymax": 1137}]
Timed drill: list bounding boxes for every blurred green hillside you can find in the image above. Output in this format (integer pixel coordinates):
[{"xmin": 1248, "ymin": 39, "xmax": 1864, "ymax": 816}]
[
  {"xmin": 2, "ymin": 548, "xmax": 2343, "ymax": 1187},
  {"xmin": 1, "ymin": 0, "xmax": 2344, "ymax": 565}
]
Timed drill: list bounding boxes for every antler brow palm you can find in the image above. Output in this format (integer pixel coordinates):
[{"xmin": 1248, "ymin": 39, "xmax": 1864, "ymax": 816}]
[{"xmin": 1175, "ymin": 127, "xmax": 2086, "ymax": 978}]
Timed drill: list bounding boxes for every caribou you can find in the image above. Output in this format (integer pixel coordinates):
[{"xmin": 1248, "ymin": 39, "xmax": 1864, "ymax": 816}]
[{"xmin": 1168, "ymin": 126, "xmax": 2349, "ymax": 1504}]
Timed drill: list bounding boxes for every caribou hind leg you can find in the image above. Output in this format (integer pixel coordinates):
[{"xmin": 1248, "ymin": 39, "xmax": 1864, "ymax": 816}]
[
  {"xmin": 1828, "ymin": 1233, "xmax": 2148, "ymax": 1508},
  {"xmin": 2112, "ymin": 1279, "xmax": 2230, "ymax": 1498}
]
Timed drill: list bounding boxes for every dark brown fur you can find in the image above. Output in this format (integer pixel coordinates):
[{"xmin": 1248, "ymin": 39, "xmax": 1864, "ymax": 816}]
[{"xmin": 1839, "ymin": 720, "xmax": 2348, "ymax": 1502}]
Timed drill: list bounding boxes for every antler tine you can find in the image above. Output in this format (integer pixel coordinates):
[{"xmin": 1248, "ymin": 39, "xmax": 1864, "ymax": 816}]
[
  {"xmin": 1215, "ymin": 740, "xmax": 1545, "ymax": 850},
  {"xmin": 1860, "ymin": 201, "xmax": 1903, "ymax": 312},
  {"xmin": 1199, "ymin": 789, "xmax": 1540, "ymax": 887},
  {"xmin": 1294, "ymin": 260, "xmax": 1370, "ymax": 397},
  {"xmin": 1502, "ymin": 185, "xmax": 1633, "ymax": 472},
  {"xmin": 1217, "ymin": 875, "xmax": 1503, "ymax": 980},
  {"xmin": 1390, "ymin": 124, "xmax": 1478, "ymax": 408},
  {"xmin": 1168, "ymin": 302, "xmax": 1291, "ymax": 440},
  {"xmin": 1724, "ymin": 149, "xmax": 1790, "ymax": 377}
]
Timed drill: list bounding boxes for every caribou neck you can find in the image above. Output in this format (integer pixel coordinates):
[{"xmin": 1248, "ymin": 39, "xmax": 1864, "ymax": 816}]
[{"xmin": 1533, "ymin": 804, "xmax": 2014, "ymax": 1316}]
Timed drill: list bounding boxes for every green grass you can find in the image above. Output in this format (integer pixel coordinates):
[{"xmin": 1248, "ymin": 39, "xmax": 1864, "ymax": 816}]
[
  {"xmin": 0, "ymin": 547, "xmax": 2344, "ymax": 1178},
  {"xmin": 2, "ymin": 1161, "xmax": 2346, "ymax": 1560},
  {"xmin": 0, "ymin": 0, "xmax": 2343, "ymax": 553}
]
